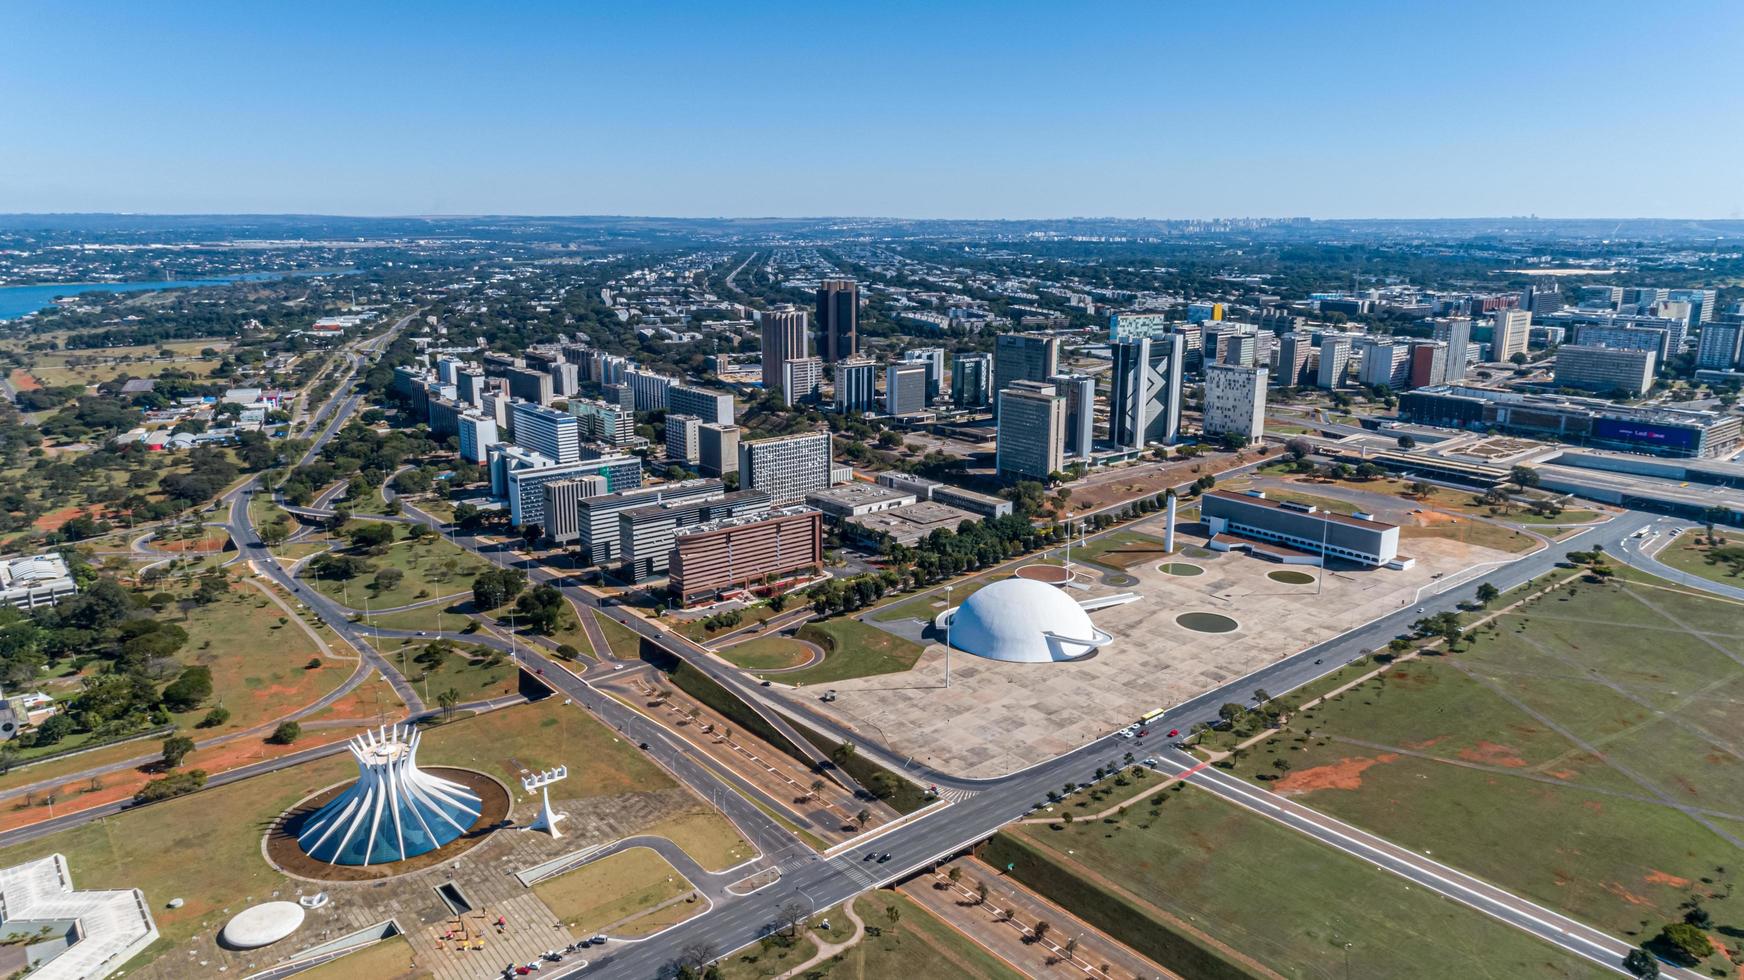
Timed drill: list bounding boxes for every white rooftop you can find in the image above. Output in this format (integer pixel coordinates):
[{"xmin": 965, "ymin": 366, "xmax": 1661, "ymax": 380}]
[{"xmin": 0, "ymin": 854, "xmax": 157, "ymax": 979}]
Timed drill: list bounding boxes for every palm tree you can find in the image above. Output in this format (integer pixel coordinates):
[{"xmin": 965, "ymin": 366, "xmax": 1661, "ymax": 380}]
[{"xmin": 437, "ymin": 688, "xmax": 460, "ymax": 721}]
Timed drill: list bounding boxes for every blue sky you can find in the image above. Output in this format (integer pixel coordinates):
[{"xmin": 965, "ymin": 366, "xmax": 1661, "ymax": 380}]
[{"xmin": 3, "ymin": 1, "xmax": 1741, "ymax": 218}]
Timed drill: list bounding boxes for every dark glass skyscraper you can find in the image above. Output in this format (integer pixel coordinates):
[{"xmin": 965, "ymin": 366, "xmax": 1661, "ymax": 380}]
[{"xmin": 816, "ymin": 279, "xmax": 859, "ymax": 363}]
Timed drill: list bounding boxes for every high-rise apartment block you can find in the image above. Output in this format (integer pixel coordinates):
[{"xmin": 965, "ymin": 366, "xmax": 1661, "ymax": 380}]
[
  {"xmin": 902, "ymin": 348, "xmax": 945, "ymax": 401},
  {"xmin": 816, "ymin": 280, "xmax": 859, "ymax": 363},
  {"xmin": 761, "ymin": 306, "xmax": 810, "ymax": 390},
  {"xmin": 1316, "ymin": 333, "xmax": 1354, "ymax": 388},
  {"xmin": 1408, "ymin": 340, "xmax": 1449, "ymax": 389},
  {"xmin": 504, "ymin": 366, "xmax": 554, "ymax": 406},
  {"xmin": 1430, "ymin": 317, "xmax": 1473, "ymax": 383},
  {"xmin": 1202, "ymin": 363, "xmax": 1268, "ymax": 445},
  {"xmin": 1275, "ymin": 331, "xmax": 1313, "ymax": 387},
  {"xmin": 996, "ymin": 382, "xmax": 1065, "ymax": 480},
  {"xmin": 738, "ymin": 432, "xmax": 832, "ymax": 503},
  {"xmin": 568, "ymin": 398, "xmax": 637, "ymax": 447},
  {"xmin": 457, "ymin": 411, "xmax": 500, "ymax": 464},
  {"xmin": 1696, "ymin": 322, "xmax": 1742, "ymax": 371},
  {"xmin": 834, "ymin": 358, "xmax": 877, "ymax": 414}
]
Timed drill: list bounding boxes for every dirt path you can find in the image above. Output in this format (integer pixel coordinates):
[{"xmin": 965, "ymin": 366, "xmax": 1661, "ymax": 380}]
[{"xmin": 777, "ymin": 894, "xmax": 864, "ymax": 979}]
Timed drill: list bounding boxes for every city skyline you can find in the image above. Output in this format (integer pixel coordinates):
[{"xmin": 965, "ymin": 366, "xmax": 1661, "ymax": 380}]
[{"xmin": 3, "ymin": 0, "xmax": 1742, "ymax": 218}]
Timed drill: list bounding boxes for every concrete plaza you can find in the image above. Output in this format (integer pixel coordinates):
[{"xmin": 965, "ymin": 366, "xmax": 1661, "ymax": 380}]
[{"xmin": 806, "ymin": 516, "xmax": 1519, "ymax": 778}]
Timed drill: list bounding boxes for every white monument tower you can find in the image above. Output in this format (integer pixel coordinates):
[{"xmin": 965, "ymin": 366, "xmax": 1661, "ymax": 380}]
[{"xmin": 522, "ymin": 766, "xmax": 569, "ymax": 838}]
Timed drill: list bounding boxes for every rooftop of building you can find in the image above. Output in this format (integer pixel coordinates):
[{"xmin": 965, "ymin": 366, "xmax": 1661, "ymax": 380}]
[
  {"xmin": 805, "ymin": 483, "xmax": 915, "ymax": 507},
  {"xmin": 1205, "ymin": 489, "xmax": 1396, "ymax": 532},
  {"xmin": 0, "ymin": 554, "xmax": 74, "ymax": 590},
  {"xmin": 844, "ymin": 500, "xmax": 980, "ymax": 544},
  {"xmin": 674, "ymin": 505, "xmax": 819, "ymax": 538},
  {"xmin": 1410, "ymin": 384, "xmax": 1729, "ymax": 426}
]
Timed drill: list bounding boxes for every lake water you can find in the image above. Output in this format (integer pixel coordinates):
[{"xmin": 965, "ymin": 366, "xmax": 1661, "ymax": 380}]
[{"xmin": 0, "ymin": 274, "xmax": 284, "ymax": 321}]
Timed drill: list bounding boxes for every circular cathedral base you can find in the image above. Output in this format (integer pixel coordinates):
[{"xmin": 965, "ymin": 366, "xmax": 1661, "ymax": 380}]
[{"xmin": 264, "ymin": 767, "xmax": 511, "ymax": 883}]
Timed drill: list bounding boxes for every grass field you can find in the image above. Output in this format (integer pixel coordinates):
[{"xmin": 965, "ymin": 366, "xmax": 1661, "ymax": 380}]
[
  {"xmin": 867, "ymin": 574, "xmax": 1006, "ymax": 624},
  {"xmin": 781, "ymin": 618, "xmax": 927, "ymax": 686},
  {"xmin": 534, "ymin": 847, "xmax": 695, "ymax": 935},
  {"xmin": 998, "ymin": 784, "xmax": 1613, "ymax": 979},
  {"xmin": 1071, "ymin": 530, "xmax": 1172, "ymax": 569},
  {"xmin": 0, "ymin": 697, "xmax": 742, "ymax": 969},
  {"xmin": 304, "ymin": 531, "xmax": 491, "ymax": 609},
  {"xmin": 296, "ymin": 936, "xmax": 429, "ymax": 980},
  {"xmin": 719, "ymin": 636, "xmax": 813, "ymax": 671},
  {"xmin": 1652, "ymin": 529, "xmax": 1744, "ymax": 588},
  {"xmin": 810, "ymin": 892, "xmax": 1024, "ymax": 979},
  {"xmin": 676, "ymin": 603, "xmax": 779, "ymax": 641},
  {"xmin": 592, "ymin": 609, "xmax": 644, "ymax": 659},
  {"xmin": 1219, "ymin": 568, "xmax": 1744, "ymax": 974},
  {"xmin": 168, "ymin": 577, "xmax": 348, "ymax": 732},
  {"xmin": 18, "ymin": 340, "xmax": 230, "ymax": 387}
]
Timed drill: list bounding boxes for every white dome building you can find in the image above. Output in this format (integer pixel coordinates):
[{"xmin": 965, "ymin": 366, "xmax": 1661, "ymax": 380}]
[{"xmin": 934, "ymin": 578, "xmax": 1113, "ymax": 664}]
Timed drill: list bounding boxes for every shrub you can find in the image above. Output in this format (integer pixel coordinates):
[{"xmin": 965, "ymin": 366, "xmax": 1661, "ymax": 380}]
[{"xmin": 268, "ymin": 721, "xmax": 302, "ymax": 745}]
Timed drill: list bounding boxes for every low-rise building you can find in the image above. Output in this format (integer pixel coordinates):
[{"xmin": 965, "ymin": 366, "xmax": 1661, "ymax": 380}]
[
  {"xmin": 1202, "ymin": 489, "xmax": 1402, "ymax": 568},
  {"xmin": 804, "ymin": 483, "xmax": 917, "ymax": 518},
  {"xmin": 844, "ymin": 500, "xmax": 980, "ymax": 547},
  {"xmin": 0, "ymin": 554, "xmax": 76, "ymax": 609}
]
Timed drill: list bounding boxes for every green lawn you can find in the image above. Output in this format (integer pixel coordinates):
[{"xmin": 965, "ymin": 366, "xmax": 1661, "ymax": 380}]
[
  {"xmin": 996, "ymin": 784, "xmax": 1613, "ymax": 980},
  {"xmin": 1218, "ymin": 569, "xmax": 1744, "ymax": 974},
  {"xmin": 779, "ymin": 618, "xmax": 927, "ymax": 686},
  {"xmin": 813, "ymin": 892, "xmax": 1024, "ymax": 979},
  {"xmin": 1652, "ymin": 529, "xmax": 1744, "ymax": 589},
  {"xmin": 593, "ymin": 609, "xmax": 644, "ymax": 659},
  {"xmin": 675, "ymin": 603, "xmax": 780, "ymax": 641},
  {"xmin": 534, "ymin": 846, "xmax": 693, "ymax": 935},
  {"xmin": 719, "ymin": 635, "xmax": 813, "ymax": 670},
  {"xmin": 303, "ymin": 531, "xmax": 492, "ymax": 609},
  {"xmin": 1071, "ymin": 530, "xmax": 1172, "ymax": 569},
  {"xmin": 867, "ymin": 573, "xmax": 1007, "ymax": 623}
]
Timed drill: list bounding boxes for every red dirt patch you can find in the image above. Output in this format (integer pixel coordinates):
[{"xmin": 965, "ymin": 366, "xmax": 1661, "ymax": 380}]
[
  {"xmin": 33, "ymin": 504, "xmax": 105, "ymax": 532},
  {"xmin": 8, "ymin": 371, "xmax": 41, "ymax": 392},
  {"xmin": 1601, "ymin": 881, "xmax": 1654, "ymax": 907},
  {"xmin": 1272, "ymin": 753, "xmax": 1399, "ymax": 795},
  {"xmin": 157, "ymin": 534, "xmax": 228, "ymax": 553},
  {"xmin": 1646, "ymin": 870, "xmax": 1692, "ymax": 889},
  {"xmin": 1458, "ymin": 740, "xmax": 1529, "ymax": 768},
  {"xmin": 1546, "ymin": 769, "xmax": 1579, "ymax": 780},
  {"xmin": 1404, "ymin": 736, "xmax": 1446, "ymax": 750}
]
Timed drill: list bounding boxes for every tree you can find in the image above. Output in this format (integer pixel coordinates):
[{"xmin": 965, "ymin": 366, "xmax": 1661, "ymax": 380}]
[
  {"xmin": 346, "ymin": 522, "xmax": 396, "ymax": 552},
  {"xmin": 437, "ymin": 688, "xmax": 460, "ymax": 721},
  {"xmin": 160, "ymin": 665, "xmax": 213, "ymax": 712},
  {"xmin": 133, "ymin": 769, "xmax": 207, "ymax": 804},
  {"xmin": 948, "ymin": 865, "xmax": 962, "ymax": 884},
  {"xmin": 1475, "ymin": 582, "xmax": 1500, "ymax": 605},
  {"xmin": 976, "ymin": 882, "xmax": 989, "ymax": 905},
  {"xmin": 1285, "ymin": 437, "xmax": 1313, "ymax": 460},
  {"xmin": 196, "ymin": 706, "xmax": 230, "ymax": 728},
  {"xmin": 1509, "ymin": 351, "xmax": 1529, "ymax": 365},
  {"xmin": 855, "ymin": 809, "xmax": 869, "ymax": 829},
  {"xmin": 1655, "ymin": 922, "xmax": 1712, "ymax": 965},
  {"xmin": 513, "ymin": 585, "xmax": 566, "ymax": 634},
  {"xmin": 1509, "ymin": 465, "xmax": 1540, "ymax": 491},
  {"xmin": 160, "ymin": 734, "xmax": 195, "ymax": 769},
  {"xmin": 1623, "ymin": 947, "xmax": 1660, "ymax": 978},
  {"xmin": 1396, "ymin": 434, "xmax": 1417, "ymax": 449},
  {"xmin": 808, "ymin": 779, "xmax": 825, "ymax": 800},
  {"xmin": 268, "ymin": 721, "xmax": 302, "ymax": 745},
  {"xmin": 777, "ymin": 900, "xmax": 809, "ymax": 938},
  {"xmin": 830, "ymin": 740, "xmax": 857, "ymax": 766},
  {"xmin": 370, "ymin": 566, "xmax": 404, "ymax": 594},
  {"xmin": 884, "ymin": 903, "xmax": 901, "ymax": 926},
  {"xmin": 1064, "ymin": 936, "xmax": 1079, "ymax": 958},
  {"xmin": 1031, "ymin": 920, "xmax": 1051, "ymax": 944},
  {"xmin": 471, "ymin": 568, "xmax": 527, "ymax": 610}
]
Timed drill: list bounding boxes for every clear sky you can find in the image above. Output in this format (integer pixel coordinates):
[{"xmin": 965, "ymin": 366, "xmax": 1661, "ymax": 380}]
[{"xmin": 3, "ymin": 1, "xmax": 1741, "ymax": 219}]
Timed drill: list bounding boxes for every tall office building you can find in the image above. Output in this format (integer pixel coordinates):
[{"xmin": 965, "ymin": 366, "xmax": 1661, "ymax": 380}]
[
  {"xmin": 951, "ymin": 352, "xmax": 992, "ymax": 408},
  {"xmin": 668, "ymin": 384, "xmax": 735, "ymax": 425},
  {"xmin": 1408, "ymin": 340, "xmax": 1449, "ymax": 389},
  {"xmin": 1697, "ymin": 322, "xmax": 1744, "ymax": 371},
  {"xmin": 1669, "ymin": 288, "xmax": 1719, "ymax": 324},
  {"xmin": 1202, "ymin": 363, "xmax": 1268, "ymax": 445},
  {"xmin": 1553, "ymin": 345, "xmax": 1656, "ymax": 395},
  {"xmin": 738, "ymin": 431, "xmax": 832, "ymax": 503},
  {"xmin": 996, "ymin": 382, "xmax": 1065, "ymax": 480},
  {"xmin": 1316, "ymin": 333, "xmax": 1353, "ymax": 388},
  {"xmin": 834, "ymin": 358, "xmax": 877, "ymax": 414},
  {"xmin": 541, "ymin": 475, "xmax": 609, "ymax": 544},
  {"xmin": 698, "ymin": 423, "xmax": 739, "ymax": 478},
  {"xmin": 781, "ymin": 357, "xmax": 823, "ymax": 406},
  {"xmin": 1357, "ymin": 340, "xmax": 1410, "ymax": 389},
  {"xmin": 456, "ymin": 411, "xmax": 500, "ymax": 464},
  {"xmin": 625, "ymin": 368, "xmax": 672, "ymax": 412},
  {"xmin": 902, "ymin": 348, "xmax": 946, "ymax": 401},
  {"xmin": 761, "ymin": 306, "xmax": 811, "ymax": 389},
  {"xmin": 1275, "ymin": 331, "xmax": 1313, "ymax": 387},
  {"xmin": 1108, "ymin": 312, "xmax": 1172, "ymax": 341},
  {"xmin": 455, "ymin": 367, "xmax": 488, "ymax": 408},
  {"xmin": 1049, "ymin": 373, "xmax": 1096, "ymax": 460},
  {"xmin": 569, "ymin": 398, "xmax": 637, "ymax": 447},
  {"xmin": 666, "ymin": 414, "xmax": 701, "ymax": 464},
  {"xmin": 884, "ymin": 363, "xmax": 928, "ymax": 417},
  {"xmin": 570, "ymin": 479, "xmax": 724, "ymax": 560},
  {"xmin": 504, "ymin": 366, "xmax": 555, "ymax": 406},
  {"xmin": 511, "ymin": 401, "xmax": 581, "ymax": 464},
  {"xmin": 1494, "ymin": 309, "xmax": 1532, "ymax": 362},
  {"xmin": 1108, "ymin": 334, "xmax": 1183, "ymax": 448},
  {"xmin": 1519, "ymin": 285, "xmax": 1563, "ymax": 317},
  {"xmin": 1430, "ymin": 317, "xmax": 1473, "ymax": 383},
  {"xmin": 992, "ymin": 334, "xmax": 1060, "ymax": 414},
  {"xmin": 816, "ymin": 280, "xmax": 859, "ymax": 363},
  {"xmin": 547, "ymin": 360, "xmax": 581, "ymax": 398}
]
